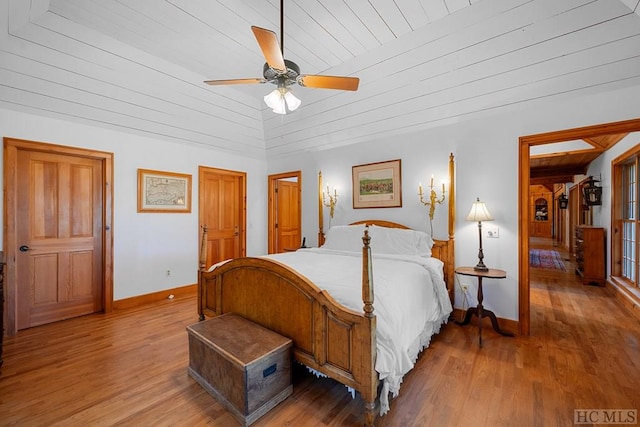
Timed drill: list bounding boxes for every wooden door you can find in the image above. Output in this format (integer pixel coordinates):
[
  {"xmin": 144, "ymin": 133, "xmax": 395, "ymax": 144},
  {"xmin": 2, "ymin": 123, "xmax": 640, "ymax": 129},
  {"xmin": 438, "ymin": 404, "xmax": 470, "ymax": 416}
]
[
  {"xmin": 268, "ymin": 172, "xmax": 301, "ymax": 254},
  {"xmin": 15, "ymin": 150, "xmax": 104, "ymax": 329},
  {"xmin": 199, "ymin": 167, "xmax": 246, "ymax": 268},
  {"xmin": 276, "ymin": 179, "xmax": 301, "ymax": 252}
]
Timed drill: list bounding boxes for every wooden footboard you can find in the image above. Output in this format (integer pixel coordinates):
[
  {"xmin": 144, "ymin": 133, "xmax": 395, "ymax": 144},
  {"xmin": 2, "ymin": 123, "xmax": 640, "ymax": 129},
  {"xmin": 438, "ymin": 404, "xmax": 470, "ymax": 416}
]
[{"xmin": 199, "ymin": 249, "xmax": 378, "ymax": 425}]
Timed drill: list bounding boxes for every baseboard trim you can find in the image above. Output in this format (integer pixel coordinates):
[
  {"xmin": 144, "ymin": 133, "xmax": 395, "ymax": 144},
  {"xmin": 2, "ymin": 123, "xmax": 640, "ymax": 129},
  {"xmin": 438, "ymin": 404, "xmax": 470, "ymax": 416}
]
[
  {"xmin": 451, "ymin": 308, "xmax": 519, "ymax": 335},
  {"xmin": 113, "ymin": 284, "xmax": 197, "ymax": 310},
  {"xmin": 606, "ymin": 277, "xmax": 640, "ymax": 323}
]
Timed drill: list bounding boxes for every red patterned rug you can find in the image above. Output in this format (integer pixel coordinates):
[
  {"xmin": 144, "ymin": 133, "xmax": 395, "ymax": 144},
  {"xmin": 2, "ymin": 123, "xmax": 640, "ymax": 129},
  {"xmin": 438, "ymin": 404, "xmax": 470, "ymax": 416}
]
[{"xmin": 529, "ymin": 249, "xmax": 566, "ymax": 271}]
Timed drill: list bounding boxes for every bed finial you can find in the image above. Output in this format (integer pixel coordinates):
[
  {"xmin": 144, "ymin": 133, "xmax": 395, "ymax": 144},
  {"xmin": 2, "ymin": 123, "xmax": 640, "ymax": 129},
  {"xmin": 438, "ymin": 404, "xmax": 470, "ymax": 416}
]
[
  {"xmin": 362, "ymin": 227, "xmax": 374, "ymax": 318},
  {"xmin": 362, "ymin": 226, "xmax": 371, "ymax": 247}
]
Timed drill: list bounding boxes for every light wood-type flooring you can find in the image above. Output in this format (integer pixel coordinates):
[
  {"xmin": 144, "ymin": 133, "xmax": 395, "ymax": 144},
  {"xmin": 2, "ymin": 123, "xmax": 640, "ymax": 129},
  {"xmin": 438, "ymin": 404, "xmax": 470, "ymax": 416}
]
[{"xmin": 1, "ymin": 239, "xmax": 639, "ymax": 426}]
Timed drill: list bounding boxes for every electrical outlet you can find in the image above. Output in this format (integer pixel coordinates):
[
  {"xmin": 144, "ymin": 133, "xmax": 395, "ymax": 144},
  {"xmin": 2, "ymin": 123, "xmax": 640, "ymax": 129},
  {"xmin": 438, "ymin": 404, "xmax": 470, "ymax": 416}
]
[
  {"xmin": 166, "ymin": 270, "xmax": 171, "ymax": 277},
  {"xmin": 486, "ymin": 226, "xmax": 499, "ymax": 238}
]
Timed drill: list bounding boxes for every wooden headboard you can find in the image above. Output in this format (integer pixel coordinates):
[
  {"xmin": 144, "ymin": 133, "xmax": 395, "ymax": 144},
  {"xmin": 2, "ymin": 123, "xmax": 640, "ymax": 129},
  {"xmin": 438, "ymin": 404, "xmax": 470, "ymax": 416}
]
[
  {"xmin": 317, "ymin": 154, "xmax": 456, "ymax": 304},
  {"xmin": 350, "ymin": 220, "xmax": 409, "ymax": 229}
]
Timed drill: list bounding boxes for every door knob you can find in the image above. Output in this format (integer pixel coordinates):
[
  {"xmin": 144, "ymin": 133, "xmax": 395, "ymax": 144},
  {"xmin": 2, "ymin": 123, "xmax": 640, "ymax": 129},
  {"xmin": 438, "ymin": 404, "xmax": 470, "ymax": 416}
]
[{"xmin": 19, "ymin": 245, "xmax": 30, "ymax": 252}]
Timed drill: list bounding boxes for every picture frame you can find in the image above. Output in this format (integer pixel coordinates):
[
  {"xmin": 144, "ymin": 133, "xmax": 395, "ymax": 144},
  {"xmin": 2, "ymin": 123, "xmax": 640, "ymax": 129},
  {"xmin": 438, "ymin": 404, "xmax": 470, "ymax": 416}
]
[
  {"xmin": 137, "ymin": 169, "xmax": 192, "ymax": 213},
  {"xmin": 352, "ymin": 159, "xmax": 402, "ymax": 208}
]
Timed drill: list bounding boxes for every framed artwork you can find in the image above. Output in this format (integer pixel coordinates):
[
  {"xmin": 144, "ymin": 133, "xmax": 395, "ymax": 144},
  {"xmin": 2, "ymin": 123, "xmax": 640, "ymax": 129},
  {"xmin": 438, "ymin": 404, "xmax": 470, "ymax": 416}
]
[
  {"xmin": 137, "ymin": 169, "xmax": 192, "ymax": 213},
  {"xmin": 352, "ymin": 159, "xmax": 402, "ymax": 208}
]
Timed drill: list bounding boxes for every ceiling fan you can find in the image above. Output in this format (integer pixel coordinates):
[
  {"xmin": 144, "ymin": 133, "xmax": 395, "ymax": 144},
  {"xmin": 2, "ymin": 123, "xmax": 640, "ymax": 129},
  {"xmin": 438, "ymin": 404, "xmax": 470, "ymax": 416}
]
[{"xmin": 204, "ymin": 0, "xmax": 360, "ymax": 114}]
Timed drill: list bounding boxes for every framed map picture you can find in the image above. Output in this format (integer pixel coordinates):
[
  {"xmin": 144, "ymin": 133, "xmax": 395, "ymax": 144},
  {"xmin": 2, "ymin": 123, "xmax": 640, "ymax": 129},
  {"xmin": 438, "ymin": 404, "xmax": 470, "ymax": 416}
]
[
  {"xmin": 137, "ymin": 169, "xmax": 192, "ymax": 213},
  {"xmin": 352, "ymin": 159, "xmax": 402, "ymax": 208}
]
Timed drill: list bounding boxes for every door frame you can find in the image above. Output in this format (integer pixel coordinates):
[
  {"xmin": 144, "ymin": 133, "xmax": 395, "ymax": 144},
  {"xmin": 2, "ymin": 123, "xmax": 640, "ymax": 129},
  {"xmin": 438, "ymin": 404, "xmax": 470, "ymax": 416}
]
[
  {"xmin": 268, "ymin": 171, "xmax": 302, "ymax": 254},
  {"xmin": 518, "ymin": 118, "xmax": 640, "ymax": 335},
  {"xmin": 4, "ymin": 137, "xmax": 114, "ymax": 336},
  {"xmin": 198, "ymin": 166, "xmax": 247, "ymax": 262}
]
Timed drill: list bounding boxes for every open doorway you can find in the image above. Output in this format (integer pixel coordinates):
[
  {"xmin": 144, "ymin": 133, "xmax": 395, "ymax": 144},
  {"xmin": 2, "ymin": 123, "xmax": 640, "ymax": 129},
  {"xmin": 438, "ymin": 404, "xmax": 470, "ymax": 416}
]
[
  {"xmin": 518, "ymin": 118, "xmax": 640, "ymax": 335},
  {"xmin": 268, "ymin": 171, "xmax": 302, "ymax": 254}
]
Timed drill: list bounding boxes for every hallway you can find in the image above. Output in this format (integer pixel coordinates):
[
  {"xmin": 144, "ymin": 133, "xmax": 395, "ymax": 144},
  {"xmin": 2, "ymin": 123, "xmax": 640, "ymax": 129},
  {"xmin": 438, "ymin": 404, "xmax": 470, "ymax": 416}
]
[{"xmin": 529, "ymin": 236, "xmax": 575, "ymax": 283}]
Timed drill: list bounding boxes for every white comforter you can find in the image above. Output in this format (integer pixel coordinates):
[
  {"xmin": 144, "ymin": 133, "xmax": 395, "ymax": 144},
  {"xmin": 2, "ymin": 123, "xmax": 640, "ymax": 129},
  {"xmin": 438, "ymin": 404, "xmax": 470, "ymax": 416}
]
[{"xmin": 264, "ymin": 247, "xmax": 453, "ymax": 414}]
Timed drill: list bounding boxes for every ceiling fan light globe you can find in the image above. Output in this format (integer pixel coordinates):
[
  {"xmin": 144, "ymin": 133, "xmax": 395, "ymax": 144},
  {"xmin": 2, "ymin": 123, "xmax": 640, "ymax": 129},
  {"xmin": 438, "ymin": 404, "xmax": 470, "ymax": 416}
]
[
  {"xmin": 284, "ymin": 90, "xmax": 301, "ymax": 111},
  {"xmin": 264, "ymin": 89, "xmax": 283, "ymax": 110},
  {"xmin": 272, "ymin": 103, "xmax": 286, "ymax": 114}
]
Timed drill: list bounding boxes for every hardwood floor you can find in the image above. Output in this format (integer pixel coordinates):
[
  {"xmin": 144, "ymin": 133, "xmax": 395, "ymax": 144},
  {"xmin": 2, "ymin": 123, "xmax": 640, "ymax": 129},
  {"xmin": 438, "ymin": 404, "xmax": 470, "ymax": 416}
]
[{"xmin": 1, "ymin": 242, "xmax": 639, "ymax": 426}]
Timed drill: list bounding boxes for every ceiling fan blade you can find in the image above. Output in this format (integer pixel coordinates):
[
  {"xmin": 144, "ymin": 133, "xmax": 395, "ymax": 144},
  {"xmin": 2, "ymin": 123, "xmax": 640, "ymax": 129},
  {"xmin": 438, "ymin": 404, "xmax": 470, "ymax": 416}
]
[
  {"xmin": 251, "ymin": 26, "xmax": 286, "ymax": 73},
  {"xmin": 204, "ymin": 78, "xmax": 266, "ymax": 86},
  {"xmin": 299, "ymin": 75, "xmax": 360, "ymax": 91}
]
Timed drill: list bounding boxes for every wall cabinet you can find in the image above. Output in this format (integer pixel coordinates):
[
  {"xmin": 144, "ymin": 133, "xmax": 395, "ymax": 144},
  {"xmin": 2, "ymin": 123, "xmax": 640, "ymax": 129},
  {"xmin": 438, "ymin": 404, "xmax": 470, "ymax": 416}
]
[{"xmin": 575, "ymin": 226, "xmax": 606, "ymax": 286}]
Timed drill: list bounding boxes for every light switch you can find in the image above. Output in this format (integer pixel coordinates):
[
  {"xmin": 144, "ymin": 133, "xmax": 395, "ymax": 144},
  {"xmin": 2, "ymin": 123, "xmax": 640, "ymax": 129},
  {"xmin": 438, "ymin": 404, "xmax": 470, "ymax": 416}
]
[{"xmin": 486, "ymin": 226, "xmax": 499, "ymax": 238}]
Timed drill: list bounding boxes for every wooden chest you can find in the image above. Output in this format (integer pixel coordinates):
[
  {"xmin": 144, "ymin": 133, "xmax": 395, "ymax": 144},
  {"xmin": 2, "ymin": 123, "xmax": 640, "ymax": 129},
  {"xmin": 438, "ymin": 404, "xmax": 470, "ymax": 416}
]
[{"xmin": 187, "ymin": 313, "xmax": 293, "ymax": 426}]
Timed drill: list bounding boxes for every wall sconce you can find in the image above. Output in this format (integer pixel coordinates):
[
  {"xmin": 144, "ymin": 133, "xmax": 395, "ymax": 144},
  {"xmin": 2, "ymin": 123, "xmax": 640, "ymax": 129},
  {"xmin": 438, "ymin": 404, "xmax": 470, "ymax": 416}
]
[
  {"xmin": 323, "ymin": 184, "xmax": 338, "ymax": 218},
  {"xmin": 419, "ymin": 175, "xmax": 446, "ymax": 233},
  {"xmin": 558, "ymin": 193, "xmax": 568, "ymax": 209},
  {"xmin": 583, "ymin": 176, "xmax": 603, "ymax": 206}
]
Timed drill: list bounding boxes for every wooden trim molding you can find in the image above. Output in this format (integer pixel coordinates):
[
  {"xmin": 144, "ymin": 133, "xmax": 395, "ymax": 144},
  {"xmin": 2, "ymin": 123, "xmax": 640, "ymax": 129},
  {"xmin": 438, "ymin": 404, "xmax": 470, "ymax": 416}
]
[
  {"xmin": 113, "ymin": 284, "xmax": 197, "ymax": 311},
  {"xmin": 518, "ymin": 118, "xmax": 640, "ymax": 335},
  {"xmin": 606, "ymin": 277, "xmax": 640, "ymax": 323}
]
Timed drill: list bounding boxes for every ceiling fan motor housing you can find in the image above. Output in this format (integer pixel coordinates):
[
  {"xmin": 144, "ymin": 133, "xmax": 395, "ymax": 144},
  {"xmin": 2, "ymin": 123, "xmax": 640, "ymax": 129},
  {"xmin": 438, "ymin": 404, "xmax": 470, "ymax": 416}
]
[{"xmin": 263, "ymin": 59, "xmax": 300, "ymax": 86}]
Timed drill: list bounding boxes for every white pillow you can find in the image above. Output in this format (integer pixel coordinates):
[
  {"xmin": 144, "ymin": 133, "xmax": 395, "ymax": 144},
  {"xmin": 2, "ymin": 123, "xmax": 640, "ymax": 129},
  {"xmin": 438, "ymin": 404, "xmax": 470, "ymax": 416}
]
[
  {"xmin": 415, "ymin": 230, "xmax": 434, "ymax": 257},
  {"xmin": 322, "ymin": 224, "xmax": 367, "ymax": 252},
  {"xmin": 368, "ymin": 225, "xmax": 433, "ymax": 257}
]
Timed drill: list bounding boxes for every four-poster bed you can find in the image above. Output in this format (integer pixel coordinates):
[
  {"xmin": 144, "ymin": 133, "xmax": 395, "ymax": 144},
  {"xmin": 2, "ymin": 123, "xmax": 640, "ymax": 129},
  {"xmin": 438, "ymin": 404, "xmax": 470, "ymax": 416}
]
[{"xmin": 197, "ymin": 154, "xmax": 456, "ymax": 426}]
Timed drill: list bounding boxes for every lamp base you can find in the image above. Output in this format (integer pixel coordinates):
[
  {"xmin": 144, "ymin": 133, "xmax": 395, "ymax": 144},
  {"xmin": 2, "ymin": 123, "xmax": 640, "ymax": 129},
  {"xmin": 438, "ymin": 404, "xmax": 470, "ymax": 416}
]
[{"xmin": 473, "ymin": 261, "xmax": 489, "ymax": 272}]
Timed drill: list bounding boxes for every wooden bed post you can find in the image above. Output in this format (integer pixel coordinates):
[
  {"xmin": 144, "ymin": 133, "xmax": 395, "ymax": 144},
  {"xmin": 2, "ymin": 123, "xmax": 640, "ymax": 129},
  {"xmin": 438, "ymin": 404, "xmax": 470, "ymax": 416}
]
[
  {"xmin": 318, "ymin": 171, "xmax": 325, "ymax": 246},
  {"xmin": 199, "ymin": 225, "xmax": 208, "ymax": 271},
  {"xmin": 448, "ymin": 153, "xmax": 455, "ymax": 241},
  {"xmin": 361, "ymin": 227, "xmax": 377, "ymax": 427},
  {"xmin": 361, "ymin": 228, "xmax": 373, "ymax": 318},
  {"xmin": 447, "ymin": 153, "xmax": 456, "ymax": 302},
  {"xmin": 198, "ymin": 225, "xmax": 208, "ymax": 321}
]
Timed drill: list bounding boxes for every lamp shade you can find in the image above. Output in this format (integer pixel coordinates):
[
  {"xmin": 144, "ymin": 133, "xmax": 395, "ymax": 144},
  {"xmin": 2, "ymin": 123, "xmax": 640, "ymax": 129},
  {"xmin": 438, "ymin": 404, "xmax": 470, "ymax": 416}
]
[{"xmin": 466, "ymin": 198, "xmax": 493, "ymax": 222}]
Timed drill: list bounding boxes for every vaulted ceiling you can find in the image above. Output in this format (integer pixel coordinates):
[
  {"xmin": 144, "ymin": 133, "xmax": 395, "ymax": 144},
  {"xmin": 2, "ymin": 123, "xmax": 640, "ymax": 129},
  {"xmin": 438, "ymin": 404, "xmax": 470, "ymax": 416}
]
[{"xmin": 1, "ymin": 0, "xmax": 639, "ymax": 159}]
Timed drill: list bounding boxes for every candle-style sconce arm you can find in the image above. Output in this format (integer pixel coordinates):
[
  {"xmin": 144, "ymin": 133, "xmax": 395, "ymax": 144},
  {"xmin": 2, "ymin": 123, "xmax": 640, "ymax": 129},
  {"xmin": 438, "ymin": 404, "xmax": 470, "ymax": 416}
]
[
  {"xmin": 419, "ymin": 181, "xmax": 446, "ymax": 221},
  {"xmin": 322, "ymin": 187, "xmax": 338, "ymax": 219}
]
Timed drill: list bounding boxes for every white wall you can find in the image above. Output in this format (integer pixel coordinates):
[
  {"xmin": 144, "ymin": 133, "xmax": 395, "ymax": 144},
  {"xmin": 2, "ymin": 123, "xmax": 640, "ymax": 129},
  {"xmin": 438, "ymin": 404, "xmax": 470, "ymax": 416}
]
[
  {"xmin": 268, "ymin": 83, "xmax": 640, "ymax": 321},
  {"xmin": 3, "ymin": 83, "xmax": 640, "ymax": 315},
  {"xmin": 0, "ymin": 108, "xmax": 268, "ymax": 300}
]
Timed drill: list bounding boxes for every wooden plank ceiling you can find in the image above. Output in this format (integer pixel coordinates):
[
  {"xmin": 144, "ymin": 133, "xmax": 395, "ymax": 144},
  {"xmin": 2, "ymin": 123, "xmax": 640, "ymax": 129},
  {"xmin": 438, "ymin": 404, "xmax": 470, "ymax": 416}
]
[
  {"xmin": 530, "ymin": 133, "xmax": 629, "ymax": 187},
  {"xmin": 0, "ymin": 0, "xmax": 639, "ymax": 158}
]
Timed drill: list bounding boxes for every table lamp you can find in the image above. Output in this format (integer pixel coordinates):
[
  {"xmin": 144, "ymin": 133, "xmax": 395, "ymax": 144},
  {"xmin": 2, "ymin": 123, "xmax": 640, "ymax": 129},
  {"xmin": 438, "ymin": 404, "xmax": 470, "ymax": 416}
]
[{"xmin": 466, "ymin": 197, "xmax": 493, "ymax": 271}]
